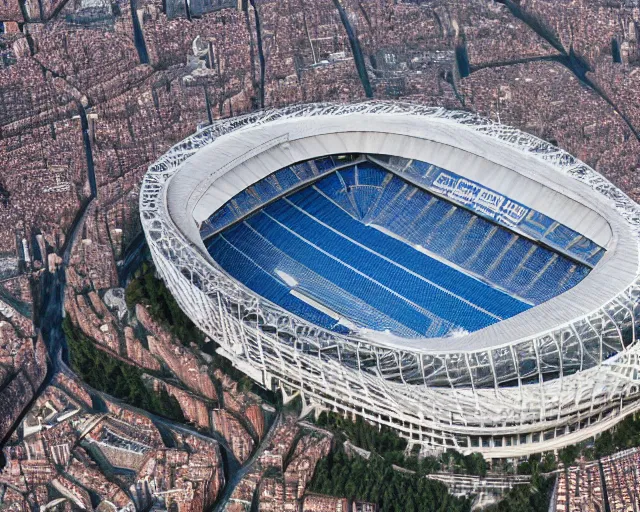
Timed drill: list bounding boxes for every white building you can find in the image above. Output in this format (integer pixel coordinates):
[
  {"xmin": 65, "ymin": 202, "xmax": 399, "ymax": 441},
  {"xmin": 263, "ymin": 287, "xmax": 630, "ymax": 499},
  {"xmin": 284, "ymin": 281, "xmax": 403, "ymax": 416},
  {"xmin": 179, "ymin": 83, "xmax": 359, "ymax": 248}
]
[{"xmin": 141, "ymin": 102, "xmax": 640, "ymax": 457}]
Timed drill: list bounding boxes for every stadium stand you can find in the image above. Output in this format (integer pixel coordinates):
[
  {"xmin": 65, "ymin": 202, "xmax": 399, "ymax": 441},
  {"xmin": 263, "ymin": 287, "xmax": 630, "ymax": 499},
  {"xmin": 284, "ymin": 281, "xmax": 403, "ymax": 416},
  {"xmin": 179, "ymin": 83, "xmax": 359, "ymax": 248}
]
[
  {"xmin": 202, "ymin": 156, "xmax": 605, "ymax": 266},
  {"xmin": 204, "ymin": 159, "xmax": 596, "ymax": 337}
]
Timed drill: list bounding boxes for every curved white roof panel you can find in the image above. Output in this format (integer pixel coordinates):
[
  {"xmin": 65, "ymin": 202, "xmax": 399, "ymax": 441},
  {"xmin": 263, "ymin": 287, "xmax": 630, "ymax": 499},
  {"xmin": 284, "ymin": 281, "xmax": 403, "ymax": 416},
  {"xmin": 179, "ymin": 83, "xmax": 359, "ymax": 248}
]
[
  {"xmin": 142, "ymin": 102, "xmax": 640, "ymax": 456},
  {"xmin": 162, "ymin": 106, "xmax": 637, "ymax": 353}
]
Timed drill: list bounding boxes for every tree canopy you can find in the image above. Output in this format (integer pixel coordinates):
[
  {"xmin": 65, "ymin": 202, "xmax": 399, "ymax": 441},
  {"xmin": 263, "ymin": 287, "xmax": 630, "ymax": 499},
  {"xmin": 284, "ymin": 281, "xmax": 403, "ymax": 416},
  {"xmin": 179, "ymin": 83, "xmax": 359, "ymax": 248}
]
[
  {"xmin": 481, "ymin": 472, "xmax": 555, "ymax": 512},
  {"xmin": 309, "ymin": 447, "xmax": 471, "ymax": 512},
  {"xmin": 63, "ymin": 315, "xmax": 185, "ymax": 422},
  {"xmin": 125, "ymin": 262, "xmax": 205, "ymax": 347},
  {"xmin": 315, "ymin": 411, "xmax": 488, "ymax": 477}
]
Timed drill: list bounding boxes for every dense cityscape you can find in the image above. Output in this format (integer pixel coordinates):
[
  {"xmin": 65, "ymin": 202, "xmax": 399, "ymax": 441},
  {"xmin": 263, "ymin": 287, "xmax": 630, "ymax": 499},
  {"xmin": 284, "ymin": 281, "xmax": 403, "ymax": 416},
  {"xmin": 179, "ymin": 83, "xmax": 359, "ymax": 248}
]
[{"xmin": 1, "ymin": 0, "xmax": 640, "ymax": 510}]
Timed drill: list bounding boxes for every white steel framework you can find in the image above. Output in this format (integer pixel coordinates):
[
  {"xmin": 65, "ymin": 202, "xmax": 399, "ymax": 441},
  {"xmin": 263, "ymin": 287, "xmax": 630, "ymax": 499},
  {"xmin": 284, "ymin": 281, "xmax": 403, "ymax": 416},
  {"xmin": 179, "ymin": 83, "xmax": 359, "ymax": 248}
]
[{"xmin": 140, "ymin": 102, "xmax": 640, "ymax": 457}]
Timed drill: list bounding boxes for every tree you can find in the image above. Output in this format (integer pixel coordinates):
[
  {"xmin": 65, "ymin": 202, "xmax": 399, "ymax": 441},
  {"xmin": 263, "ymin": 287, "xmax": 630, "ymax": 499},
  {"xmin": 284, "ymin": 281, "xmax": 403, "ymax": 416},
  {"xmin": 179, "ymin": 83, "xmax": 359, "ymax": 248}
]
[
  {"xmin": 308, "ymin": 445, "xmax": 471, "ymax": 512},
  {"xmin": 595, "ymin": 429, "xmax": 615, "ymax": 458},
  {"xmin": 482, "ymin": 476, "xmax": 555, "ymax": 512},
  {"xmin": 63, "ymin": 316, "xmax": 187, "ymax": 423},
  {"xmin": 463, "ymin": 452, "xmax": 487, "ymax": 477},
  {"xmin": 125, "ymin": 264, "xmax": 205, "ymax": 347},
  {"xmin": 558, "ymin": 445, "xmax": 580, "ymax": 467}
]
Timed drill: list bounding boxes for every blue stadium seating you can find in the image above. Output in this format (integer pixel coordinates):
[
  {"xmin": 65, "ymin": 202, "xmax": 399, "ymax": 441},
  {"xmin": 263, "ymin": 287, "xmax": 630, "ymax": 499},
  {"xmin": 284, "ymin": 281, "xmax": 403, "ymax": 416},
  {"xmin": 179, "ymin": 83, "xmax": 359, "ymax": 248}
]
[
  {"xmin": 216, "ymin": 222, "xmax": 427, "ymax": 337},
  {"xmin": 274, "ymin": 168, "xmax": 300, "ymax": 190},
  {"xmin": 284, "ymin": 188, "xmax": 528, "ymax": 317},
  {"xmin": 201, "ymin": 156, "xmax": 605, "ymax": 268},
  {"xmin": 315, "ymin": 157, "xmax": 336, "ymax": 172},
  {"xmin": 208, "ymin": 235, "xmax": 343, "ymax": 332},
  {"xmin": 357, "ymin": 163, "xmax": 387, "ymax": 186},
  {"xmin": 252, "ymin": 175, "xmax": 281, "ymax": 202},
  {"xmin": 291, "ymin": 162, "xmax": 315, "ymax": 181},
  {"xmin": 204, "ymin": 159, "xmax": 598, "ymax": 337}
]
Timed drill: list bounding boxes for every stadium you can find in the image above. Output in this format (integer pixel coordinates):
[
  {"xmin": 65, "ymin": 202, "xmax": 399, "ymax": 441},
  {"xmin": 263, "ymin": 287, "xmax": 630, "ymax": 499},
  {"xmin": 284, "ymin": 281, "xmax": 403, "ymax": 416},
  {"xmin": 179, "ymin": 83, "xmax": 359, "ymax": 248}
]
[{"xmin": 140, "ymin": 102, "xmax": 640, "ymax": 457}]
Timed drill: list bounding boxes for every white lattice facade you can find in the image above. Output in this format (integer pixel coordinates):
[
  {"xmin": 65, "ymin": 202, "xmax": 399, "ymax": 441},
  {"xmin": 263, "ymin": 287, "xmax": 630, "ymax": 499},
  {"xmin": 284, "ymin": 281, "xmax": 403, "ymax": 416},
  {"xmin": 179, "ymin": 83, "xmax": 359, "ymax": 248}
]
[{"xmin": 140, "ymin": 102, "xmax": 640, "ymax": 458}]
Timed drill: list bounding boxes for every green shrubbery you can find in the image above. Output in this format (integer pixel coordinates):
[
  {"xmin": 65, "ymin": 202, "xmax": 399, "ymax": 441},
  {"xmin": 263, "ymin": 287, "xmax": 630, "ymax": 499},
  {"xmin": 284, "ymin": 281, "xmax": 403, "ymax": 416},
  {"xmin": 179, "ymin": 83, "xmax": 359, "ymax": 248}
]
[
  {"xmin": 63, "ymin": 316, "xmax": 185, "ymax": 422},
  {"xmin": 315, "ymin": 411, "xmax": 488, "ymax": 477},
  {"xmin": 309, "ymin": 411, "xmax": 559, "ymax": 512},
  {"xmin": 316, "ymin": 411, "xmax": 406, "ymax": 455},
  {"xmin": 125, "ymin": 262, "xmax": 205, "ymax": 347},
  {"xmin": 516, "ymin": 452, "xmax": 557, "ymax": 475},
  {"xmin": 590, "ymin": 413, "xmax": 640, "ymax": 458},
  {"xmin": 309, "ymin": 448, "xmax": 471, "ymax": 512},
  {"xmin": 482, "ymin": 474, "xmax": 555, "ymax": 512}
]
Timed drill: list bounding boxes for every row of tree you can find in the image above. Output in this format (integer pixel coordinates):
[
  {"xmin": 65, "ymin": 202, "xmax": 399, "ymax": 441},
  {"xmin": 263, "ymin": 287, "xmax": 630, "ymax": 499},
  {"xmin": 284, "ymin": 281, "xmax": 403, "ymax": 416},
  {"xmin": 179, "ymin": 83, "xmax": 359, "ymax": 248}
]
[
  {"xmin": 125, "ymin": 262, "xmax": 205, "ymax": 348},
  {"xmin": 310, "ymin": 411, "xmax": 561, "ymax": 511},
  {"xmin": 309, "ymin": 448, "xmax": 472, "ymax": 512},
  {"xmin": 315, "ymin": 411, "xmax": 488, "ymax": 477},
  {"xmin": 557, "ymin": 412, "xmax": 640, "ymax": 464},
  {"xmin": 63, "ymin": 316, "xmax": 185, "ymax": 422}
]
